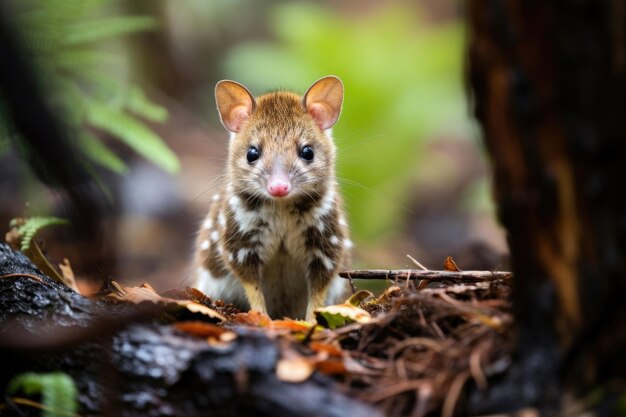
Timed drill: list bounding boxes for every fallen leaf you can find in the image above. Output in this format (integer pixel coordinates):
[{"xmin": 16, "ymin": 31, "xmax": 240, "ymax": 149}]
[
  {"xmin": 233, "ymin": 310, "xmax": 271, "ymax": 327},
  {"xmin": 346, "ymin": 290, "xmax": 374, "ymax": 307},
  {"xmin": 270, "ymin": 319, "xmax": 314, "ymax": 332},
  {"xmin": 184, "ymin": 302, "xmax": 227, "ymax": 321},
  {"xmin": 276, "ymin": 356, "xmax": 314, "ymax": 383},
  {"xmin": 444, "ymin": 256, "xmax": 462, "ymax": 272},
  {"xmin": 314, "ymin": 304, "xmax": 372, "ymax": 329},
  {"xmin": 315, "ymin": 358, "xmax": 347, "ymax": 376},
  {"xmin": 309, "ymin": 341, "xmax": 343, "ymax": 357},
  {"xmin": 105, "ymin": 282, "xmax": 225, "ymax": 322},
  {"xmin": 174, "ymin": 321, "xmax": 237, "ymax": 343}
]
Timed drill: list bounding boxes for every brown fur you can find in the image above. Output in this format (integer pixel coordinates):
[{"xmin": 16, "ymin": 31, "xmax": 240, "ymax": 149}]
[{"xmin": 193, "ymin": 77, "xmax": 351, "ymax": 319}]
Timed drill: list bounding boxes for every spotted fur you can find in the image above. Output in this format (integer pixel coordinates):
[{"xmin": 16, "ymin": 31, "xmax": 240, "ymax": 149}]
[{"xmin": 193, "ymin": 77, "xmax": 351, "ymax": 320}]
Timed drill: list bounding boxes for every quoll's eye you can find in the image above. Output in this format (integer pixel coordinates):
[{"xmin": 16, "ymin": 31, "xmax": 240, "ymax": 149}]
[
  {"xmin": 247, "ymin": 146, "xmax": 260, "ymax": 163},
  {"xmin": 299, "ymin": 145, "xmax": 314, "ymax": 161}
]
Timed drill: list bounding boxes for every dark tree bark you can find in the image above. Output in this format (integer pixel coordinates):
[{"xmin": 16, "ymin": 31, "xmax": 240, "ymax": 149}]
[{"xmin": 467, "ymin": 0, "xmax": 626, "ymax": 414}]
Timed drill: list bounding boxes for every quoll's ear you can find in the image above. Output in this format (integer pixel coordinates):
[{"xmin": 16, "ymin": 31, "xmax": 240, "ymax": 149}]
[
  {"xmin": 302, "ymin": 76, "xmax": 344, "ymax": 130},
  {"xmin": 215, "ymin": 80, "xmax": 256, "ymax": 133}
]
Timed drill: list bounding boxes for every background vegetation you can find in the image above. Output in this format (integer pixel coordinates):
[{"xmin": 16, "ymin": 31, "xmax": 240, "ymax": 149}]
[{"xmin": 0, "ymin": 0, "xmax": 505, "ymax": 289}]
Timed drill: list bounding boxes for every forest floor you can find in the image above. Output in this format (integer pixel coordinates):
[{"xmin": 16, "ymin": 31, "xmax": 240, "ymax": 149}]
[
  {"xmin": 3, "ymin": 217, "xmax": 513, "ymax": 417},
  {"xmin": 116, "ymin": 261, "xmax": 514, "ymax": 417}
]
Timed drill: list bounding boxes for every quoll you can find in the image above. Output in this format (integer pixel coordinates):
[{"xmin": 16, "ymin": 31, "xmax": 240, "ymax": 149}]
[{"xmin": 193, "ymin": 76, "xmax": 352, "ymax": 320}]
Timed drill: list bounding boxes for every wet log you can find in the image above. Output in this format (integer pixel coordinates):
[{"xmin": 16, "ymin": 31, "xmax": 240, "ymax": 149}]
[
  {"xmin": 0, "ymin": 244, "xmax": 380, "ymax": 417},
  {"xmin": 467, "ymin": 0, "xmax": 626, "ymax": 414}
]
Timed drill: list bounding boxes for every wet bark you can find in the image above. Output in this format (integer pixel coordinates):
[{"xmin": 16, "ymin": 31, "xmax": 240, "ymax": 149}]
[{"xmin": 467, "ymin": 0, "xmax": 626, "ymax": 413}]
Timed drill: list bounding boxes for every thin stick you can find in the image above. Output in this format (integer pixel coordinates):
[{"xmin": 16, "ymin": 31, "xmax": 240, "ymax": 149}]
[
  {"xmin": 406, "ymin": 254, "xmax": 428, "ymax": 271},
  {"xmin": 0, "ymin": 273, "xmax": 49, "ymax": 285},
  {"xmin": 339, "ymin": 269, "xmax": 512, "ymax": 282}
]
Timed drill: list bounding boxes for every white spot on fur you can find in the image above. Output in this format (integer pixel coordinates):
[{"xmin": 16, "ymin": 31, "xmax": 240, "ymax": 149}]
[
  {"xmin": 313, "ymin": 250, "xmax": 334, "ymax": 271},
  {"xmin": 218, "ymin": 213, "xmax": 226, "ymax": 227},
  {"xmin": 329, "ymin": 235, "xmax": 340, "ymax": 246},
  {"xmin": 338, "ymin": 217, "xmax": 347, "ymax": 227},
  {"xmin": 326, "ymin": 275, "xmax": 348, "ymax": 305},
  {"xmin": 344, "ymin": 239, "xmax": 353, "ymax": 249},
  {"xmin": 201, "ymin": 240, "xmax": 210, "ymax": 251},
  {"xmin": 227, "ymin": 252, "xmax": 234, "ymax": 262},
  {"xmin": 203, "ymin": 218, "xmax": 213, "ymax": 229},
  {"xmin": 194, "ymin": 268, "xmax": 248, "ymax": 307},
  {"xmin": 232, "ymin": 204, "xmax": 260, "ymax": 232},
  {"xmin": 210, "ymin": 231, "xmax": 219, "ymax": 242},
  {"xmin": 212, "ymin": 193, "xmax": 220, "ymax": 202},
  {"xmin": 236, "ymin": 248, "xmax": 252, "ymax": 264},
  {"xmin": 313, "ymin": 189, "xmax": 335, "ymax": 220},
  {"xmin": 229, "ymin": 195, "xmax": 241, "ymax": 209}
]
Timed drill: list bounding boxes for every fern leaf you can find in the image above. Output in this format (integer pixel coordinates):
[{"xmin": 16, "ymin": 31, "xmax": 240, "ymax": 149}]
[
  {"xmin": 87, "ymin": 103, "xmax": 180, "ymax": 174},
  {"xmin": 62, "ymin": 16, "xmax": 157, "ymax": 45},
  {"xmin": 55, "ymin": 49, "xmax": 123, "ymax": 71},
  {"xmin": 17, "ymin": 217, "xmax": 69, "ymax": 252},
  {"xmin": 78, "ymin": 132, "xmax": 128, "ymax": 174},
  {"xmin": 126, "ymin": 86, "xmax": 168, "ymax": 123},
  {"xmin": 70, "ymin": 68, "xmax": 124, "ymax": 102},
  {"xmin": 8, "ymin": 372, "xmax": 78, "ymax": 417}
]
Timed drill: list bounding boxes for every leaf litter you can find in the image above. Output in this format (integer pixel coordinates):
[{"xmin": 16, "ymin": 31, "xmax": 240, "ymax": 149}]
[
  {"xmin": 105, "ymin": 257, "xmax": 513, "ymax": 417},
  {"xmin": 8, "ymin": 229, "xmax": 513, "ymax": 417}
]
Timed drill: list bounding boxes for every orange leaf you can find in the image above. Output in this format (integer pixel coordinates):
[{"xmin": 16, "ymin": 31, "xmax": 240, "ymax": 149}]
[
  {"xmin": 175, "ymin": 321, "xmax": 237, "ymax": 344},
  {"xmin": 309, "ymin": 341, "xmax": 343, "ymax": 357},
  {"xmin": 233, "ymin": 310, "xmax": 271, "ymax": 327},
  {"xmin": 270, "ymin": 319, "xmax": 313, "ymax": 332},
  {"xmin": 443, "ymin": 256, "xmax": 461, "ymax": 272},
  {"xmin": 315, "ymin": 358, "xmax": 347, "ymax": 375}
]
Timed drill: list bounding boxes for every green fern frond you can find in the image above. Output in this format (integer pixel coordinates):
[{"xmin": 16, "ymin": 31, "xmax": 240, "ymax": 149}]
[
  {"xmin": 17, "ymin": 217, "xmax": 69, "ymax": 252},
  {"xmin": 62, "ymin": 16, "xmax": 157, "ymax": 45},
  {"xmin": 69, "ymin": 68, "xmax": 123, "ymax": 101},
  {"xmin": 4, "ymin": 0, "xmax": 176, "ymax": 176},
  {"xmin": 8, "ymin": 372, "xmax": 78, "ymax": 417},
  {"xmin": 126, "ymin": 86, "xmax": 168, "ymax": 123},
  {"xmin": 88, "ymin": 103, "xmax": 179, "ymax": 174},
  {"xmin": 55, "ymin": 49, "xmax": 123, "ymax": 71},
  {"xmin": 78, "ymin": 132, "xmax": 128, "ymax": 174}
]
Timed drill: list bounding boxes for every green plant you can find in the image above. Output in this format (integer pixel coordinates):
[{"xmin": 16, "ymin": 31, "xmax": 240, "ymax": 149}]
[
  {"xmin": 2, "ymin": 0, "xmax": 178, "ymax": 174},
  {"xmin": 223, "ymin": 3, "xmax": 469, "ymax": 242},
  {"xmin": 7, "ymin": 372, "xmax": 78, "ymax": 417},
  {"xmin": 10, "ymin": 216, "xmax": 69, "ymax": 251}
]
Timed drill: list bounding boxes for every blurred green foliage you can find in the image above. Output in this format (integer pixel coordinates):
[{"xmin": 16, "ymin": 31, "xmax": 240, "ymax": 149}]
[
  {"xmin": 8, "ymin": 372, "xmax": 78, "ymax": 417},
  {"xmin": 224, "ymin": 2, "xmax": 470, "ymax": 242},
  {"xmin": 1, "ymin": 0, "xmax": 178, "ymax": 174}
]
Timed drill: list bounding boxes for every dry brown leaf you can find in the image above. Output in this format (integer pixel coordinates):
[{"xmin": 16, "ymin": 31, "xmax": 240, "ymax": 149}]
[
  {"xmin": 315, "ymin": 358, "xmax": 347, "ymax": 376},
  {"xmin": 105, "ymin": 282, "xmax": 226, "ymax": 322},
  {"xmin": 174, "ymin": 321, "xmax": 236, "ymax": 343},
  {"xmin": 309, "ymin": 341, "xmax": 343, "ymax": 357},
  {"xmin": 270, "ymin": 319, "xmax": 313, "ymax": 332},
  {"xmin": 233, "ymin": 311, "xmax": 272, "ymax": 327},
  {"xmin": 276, "ymin": 356, "xmax": 315, "ymax": 383},
  {"xmin": 184, "ymin": 302, "xmax": 226, "ymax": 321},
  {"xmin": 443, "ymin": 256, "xmax": 461, "ymax": 272}
]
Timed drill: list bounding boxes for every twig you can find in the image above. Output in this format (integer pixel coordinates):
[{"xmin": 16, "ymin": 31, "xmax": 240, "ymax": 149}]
[
  {"xmin": 406, "ymin": 254, "xmax": 428, "ymax": 271},
  {"xmin": 0, "ymin": 273, "xmax": 49, "ymax": 286},
  {"xmin": 339, "ymin": 269, "xmax": 512, "ymax": 282}
]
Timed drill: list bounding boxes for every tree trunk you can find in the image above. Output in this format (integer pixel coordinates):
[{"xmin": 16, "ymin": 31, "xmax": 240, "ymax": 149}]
[{"xmin": 467, "ymin": 0, "xmax": 626, "ymax": 413}]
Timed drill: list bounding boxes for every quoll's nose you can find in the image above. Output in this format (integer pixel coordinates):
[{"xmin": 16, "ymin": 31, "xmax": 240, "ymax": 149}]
[{"xmin": 267, "ymin": 178, "xmax": 291, "ymax": 197}]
